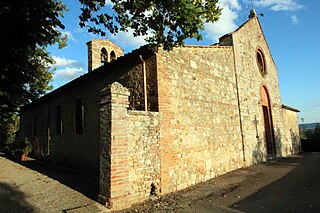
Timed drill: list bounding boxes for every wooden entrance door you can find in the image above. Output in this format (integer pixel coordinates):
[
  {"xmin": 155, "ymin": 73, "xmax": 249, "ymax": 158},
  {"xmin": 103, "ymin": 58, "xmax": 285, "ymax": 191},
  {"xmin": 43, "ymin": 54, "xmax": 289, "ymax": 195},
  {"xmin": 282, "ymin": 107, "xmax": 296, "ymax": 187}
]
[
  {"xmin": 262, "ymin": 105, "xmax": 275, "ymax": 154},
  {"xmin": 260, "ymin": 86, "xmax": 276, "ymax": 155}
]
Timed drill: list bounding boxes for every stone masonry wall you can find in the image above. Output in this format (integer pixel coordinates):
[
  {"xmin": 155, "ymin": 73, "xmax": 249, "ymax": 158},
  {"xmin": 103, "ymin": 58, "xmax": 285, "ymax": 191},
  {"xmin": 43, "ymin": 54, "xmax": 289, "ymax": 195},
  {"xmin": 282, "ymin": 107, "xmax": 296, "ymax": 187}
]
[
  {"xmin": 282, "ymin": 108, "xmax": 301, "ymax": 156},
  {"xmin": 20, "ymin": 75, "xmax": 108, "ymax": 178},
  {"xmin": 145, "ymin": 55, "xmax": 159, "ymax": 111},
  {"xmin": 156, "ymin": 46, "xmax": 244, "ymax": 194},
  {"xmin": 232, "ymin": 17, "xmax": 288, "ymax": 164},
  {"xmin": 19, "ymin": 103, "xmax": 50, "ymax": 158},
  {"xmin": 99, "ymin": 82, "xmax": 160, "ymax": 209},
  {"xmin": 128, "ymin": 110, "xmax": 160, "ymax": 204},
  {"xmin": 19, "ymin": 51, "xmax": 155, "ymax": 178},
  {"xmin": 87, "ymin": 40, "xmax": 124, "ymax": 72}
]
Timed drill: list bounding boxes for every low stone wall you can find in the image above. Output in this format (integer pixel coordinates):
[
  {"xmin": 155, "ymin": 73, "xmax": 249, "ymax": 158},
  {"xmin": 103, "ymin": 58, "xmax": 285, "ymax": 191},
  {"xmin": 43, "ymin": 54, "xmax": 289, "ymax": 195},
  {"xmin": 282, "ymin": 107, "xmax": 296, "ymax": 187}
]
[
  {"xmin": 99, "ymin": 82, "xmax": 160, "ymax": 210},
  {"xmin": 128, "ymin": 110, "xmax": 160, "ymax": 204}
]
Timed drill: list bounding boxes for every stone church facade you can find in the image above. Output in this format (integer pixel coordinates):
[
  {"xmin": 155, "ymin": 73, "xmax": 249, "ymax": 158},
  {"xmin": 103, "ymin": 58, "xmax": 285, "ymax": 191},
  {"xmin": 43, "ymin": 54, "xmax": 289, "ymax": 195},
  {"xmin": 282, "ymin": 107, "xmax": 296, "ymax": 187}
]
[{"xmin": 19, "ymin": 12, "xmax": 300, "ymax": 210}]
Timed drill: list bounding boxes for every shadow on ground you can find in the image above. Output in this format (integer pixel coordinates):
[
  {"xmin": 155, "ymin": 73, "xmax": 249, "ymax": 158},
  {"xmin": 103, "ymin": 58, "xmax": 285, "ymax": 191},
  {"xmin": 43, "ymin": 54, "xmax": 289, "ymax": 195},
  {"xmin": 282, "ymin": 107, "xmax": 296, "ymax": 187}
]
[
  {"xmin": 0, "ymin": 182, "xmax": 37, "ymax": 212},
  {"xmin": 230, "ymin": 152, "xmax": 320, "ymax": 212},
  {"xmin": 17, "ymin": 158, "xmax": 99, "ymax": 201}
]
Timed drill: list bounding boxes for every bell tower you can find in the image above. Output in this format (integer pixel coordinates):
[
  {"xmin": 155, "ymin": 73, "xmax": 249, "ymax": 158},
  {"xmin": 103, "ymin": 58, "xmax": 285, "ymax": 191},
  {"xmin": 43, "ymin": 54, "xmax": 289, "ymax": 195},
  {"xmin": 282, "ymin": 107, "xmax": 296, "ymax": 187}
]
[{"xmin": 86, "ymin": 40, "xmax": 124, "ymax": 72}]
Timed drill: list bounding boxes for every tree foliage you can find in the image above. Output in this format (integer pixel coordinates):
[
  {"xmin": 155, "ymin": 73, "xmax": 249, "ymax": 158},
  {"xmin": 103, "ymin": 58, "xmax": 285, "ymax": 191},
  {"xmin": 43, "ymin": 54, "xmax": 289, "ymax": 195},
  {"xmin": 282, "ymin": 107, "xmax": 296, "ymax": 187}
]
[
  {"xmin": 79, "ymin": 0, "xmax": 222, "ymax": 50},
  {"xmin": 301, "ymin": 125, "xmax": 320, "ymax": 152},
  {"xmin": 303, "ymin": 125, "xmax": 320, "ymax": 141},
  {"xmin": 0, "ymin": 0, "xmax": 67, "ymax": 144}
]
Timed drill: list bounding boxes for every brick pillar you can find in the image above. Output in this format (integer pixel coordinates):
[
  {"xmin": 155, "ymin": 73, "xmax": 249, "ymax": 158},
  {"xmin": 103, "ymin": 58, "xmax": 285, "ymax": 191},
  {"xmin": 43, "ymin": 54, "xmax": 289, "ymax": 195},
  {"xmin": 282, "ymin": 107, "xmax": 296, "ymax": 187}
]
[
  {"xmin": 99, "ymin": 82, "xmax": 131, "ymax": 210},
  {"xmin": 155, "ymin": 51, "xmax": 177, "ymax": 194}
]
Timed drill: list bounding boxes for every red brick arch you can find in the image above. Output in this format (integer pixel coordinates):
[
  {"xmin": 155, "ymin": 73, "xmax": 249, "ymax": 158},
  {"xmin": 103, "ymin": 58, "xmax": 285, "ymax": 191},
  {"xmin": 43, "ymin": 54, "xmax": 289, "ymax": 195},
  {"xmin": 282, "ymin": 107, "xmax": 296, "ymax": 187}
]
[{"xmin": 260, "ymin": 85, "xmax": 270, "ymax": 106}]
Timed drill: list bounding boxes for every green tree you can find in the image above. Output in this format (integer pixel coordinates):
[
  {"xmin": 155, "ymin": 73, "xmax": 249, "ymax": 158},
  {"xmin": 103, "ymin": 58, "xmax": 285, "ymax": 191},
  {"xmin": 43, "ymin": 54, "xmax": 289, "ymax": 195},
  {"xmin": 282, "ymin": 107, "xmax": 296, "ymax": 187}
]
[
  {"xmin": 79, "ymin": 0, "xmax": 222, "ymax": 50},
  {"xmin": 0, "ymin": 0, "xmax": 67, "ymax": 145},
  {"xmin": 302, "ymin": 125, "xmax": 320, "ymax": 142},
  {"xmin": 314, "ymin": 125, "xmax": 320, "ymax": 141},
  {"xmin": 303, "ymin": 129, "xmax": 315, "ymax": 141},
  {"xmin": 0, "ymin": 114, "xmax": 18, "ymax": 147}
]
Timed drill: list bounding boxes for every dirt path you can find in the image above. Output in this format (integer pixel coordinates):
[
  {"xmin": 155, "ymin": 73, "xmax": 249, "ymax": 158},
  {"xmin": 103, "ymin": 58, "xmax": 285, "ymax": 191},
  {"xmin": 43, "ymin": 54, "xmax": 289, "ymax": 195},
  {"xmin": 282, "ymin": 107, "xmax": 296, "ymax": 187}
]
[
  {"xmin": 0, "ymin": 156, "xmax": 108, "ymax": 213},
  {"xmin": 117, "ymin": 152, "xmax": 320, "ymax": 213},
  {"xmin": 1, "ymin": 153, "xmax": 319, "ymax": 213}
]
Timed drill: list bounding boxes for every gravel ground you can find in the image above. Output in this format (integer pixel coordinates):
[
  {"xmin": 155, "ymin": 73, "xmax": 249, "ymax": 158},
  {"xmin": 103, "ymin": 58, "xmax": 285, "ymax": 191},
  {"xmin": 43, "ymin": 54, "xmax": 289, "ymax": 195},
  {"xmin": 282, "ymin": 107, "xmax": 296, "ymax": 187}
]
[
  {"xmin": 1, "ymin": 153, "xmax": 319, "ymax": 213},
  {"xmin": 117, "ymin": 153, "xmax": 320, "ymax": 213},
  {"xmin": 0, "ymin": 155, "xmax": 108, "ymax": 213}
]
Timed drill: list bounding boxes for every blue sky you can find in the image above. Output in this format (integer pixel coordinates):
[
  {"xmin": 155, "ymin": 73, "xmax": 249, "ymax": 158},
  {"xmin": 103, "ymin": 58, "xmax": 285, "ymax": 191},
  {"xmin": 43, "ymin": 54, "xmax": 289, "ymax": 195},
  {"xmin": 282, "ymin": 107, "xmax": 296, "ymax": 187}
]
[{"xmin": 48, "ymin": 0, "xmax": 320, "ymax": 123}]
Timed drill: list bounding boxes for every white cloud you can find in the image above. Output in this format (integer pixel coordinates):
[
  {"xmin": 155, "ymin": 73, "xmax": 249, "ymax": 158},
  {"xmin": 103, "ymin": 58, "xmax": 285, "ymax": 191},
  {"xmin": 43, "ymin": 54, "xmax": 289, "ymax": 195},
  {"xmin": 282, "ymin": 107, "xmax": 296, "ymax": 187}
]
[
  {"xmin": 62, "ymin": 31, "xmax": 77, "ymax": 41},
  {"xmin": 74, "ymin": 27, "xmax": 85, "ymax": 34},
  {"xmin": 110, "ymin": 28, "xmax": 149, "ymax": 49},
  {"xmin": 89, "ymin": 32, "xmax": 104, "ymax": 39},
  {"xmin": 204, "ymin": 0, "xmax": 241, "ymax": 42},
  {"xmin": 52, "ymin": 56, "xmax": 82, "ymax": 67},
  {"xmin": 54, "ymin": 67, "xmax": 85, "ymax": 81},
  {"xmin": 254, "ymin": 0, "xmax": 304, "ymax": 11},
  {"xmin": 221, "ymin": 0, "xmax": 242, "ymax": 10},
  {"xmin": 105, "ymin": 0, "xmax": 114, "ymax": 6},
  {"xmin": 291, "ymin": 15, "xmax": 299, "ymax": 25}
]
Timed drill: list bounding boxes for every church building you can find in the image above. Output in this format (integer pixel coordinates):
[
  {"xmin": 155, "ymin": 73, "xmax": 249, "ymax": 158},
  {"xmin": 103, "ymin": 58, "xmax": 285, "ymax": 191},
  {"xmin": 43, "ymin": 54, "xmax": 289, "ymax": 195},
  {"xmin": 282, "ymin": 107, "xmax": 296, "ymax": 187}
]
[{"xmin": 18, "ymin": 11, "xmax": 300, "ymax": 210}]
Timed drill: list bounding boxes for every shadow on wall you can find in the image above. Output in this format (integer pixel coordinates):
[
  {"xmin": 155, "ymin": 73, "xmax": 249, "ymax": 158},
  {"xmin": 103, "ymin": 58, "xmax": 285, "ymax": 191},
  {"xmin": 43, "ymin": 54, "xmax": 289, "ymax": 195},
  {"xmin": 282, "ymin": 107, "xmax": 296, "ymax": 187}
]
[
  {"xmin": 275, "ymin": 128, "xmax": 282, "ymax": 156},
  {"xmin": 276, "ymin": 128, "xmax": 301, "ymax": 156},
  {"xmin": 290, "ymin": 129, "xmax": 301, "ymax": 153},
  {"xmin": 252, "ymin": 125, "xmax": 300, "ymax": 163},
  {"xmin": 0, "ymin": 182, "xmax": 36, "ymax": 212},
  {"xmin": 252, "ymin": 137, "xmax": 265, "ymax": 164},
  {"xmin": 252, "ymin": 115, "xmax": 266, "ymax": 163}
]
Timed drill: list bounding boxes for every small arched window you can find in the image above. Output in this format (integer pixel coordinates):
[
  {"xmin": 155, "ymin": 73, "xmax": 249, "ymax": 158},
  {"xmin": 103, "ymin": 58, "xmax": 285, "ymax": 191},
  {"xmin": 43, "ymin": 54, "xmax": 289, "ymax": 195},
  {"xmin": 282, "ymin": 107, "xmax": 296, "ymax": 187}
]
[
  {"xmin": 110, "ymin": 51, "xmax": 116, "ymax": 61},
  {"xmin": 100, "ymin": 48, "xmax": 108, "ymax": 65},
  {"xmin": 256, "ymin": 48, "xmax": 267, "ymax": 77}
]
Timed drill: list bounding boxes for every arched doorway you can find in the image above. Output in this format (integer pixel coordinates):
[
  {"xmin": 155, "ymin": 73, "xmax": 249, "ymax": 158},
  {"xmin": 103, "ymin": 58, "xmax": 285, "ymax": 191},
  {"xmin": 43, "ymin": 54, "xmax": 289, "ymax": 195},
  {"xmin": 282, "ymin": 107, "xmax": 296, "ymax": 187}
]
[{"xmin": 260, "ymin": 85, "xmax": 276, "ymax": 156}]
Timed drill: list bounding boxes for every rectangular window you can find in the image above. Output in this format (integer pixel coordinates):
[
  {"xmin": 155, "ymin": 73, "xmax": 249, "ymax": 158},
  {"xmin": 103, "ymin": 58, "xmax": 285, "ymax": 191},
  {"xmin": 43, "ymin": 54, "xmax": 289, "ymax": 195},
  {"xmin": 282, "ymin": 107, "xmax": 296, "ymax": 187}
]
[
  {"xmin": 75, "ymin": 98, "xmax": 84, "ymax": 134},
  {"xmin": 56, "ymin": 105, "xmax": 62, "ymax": 135},
  {"xmin": 32, "ymin": 113, "xmax": 37, "ymax": 136}
]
